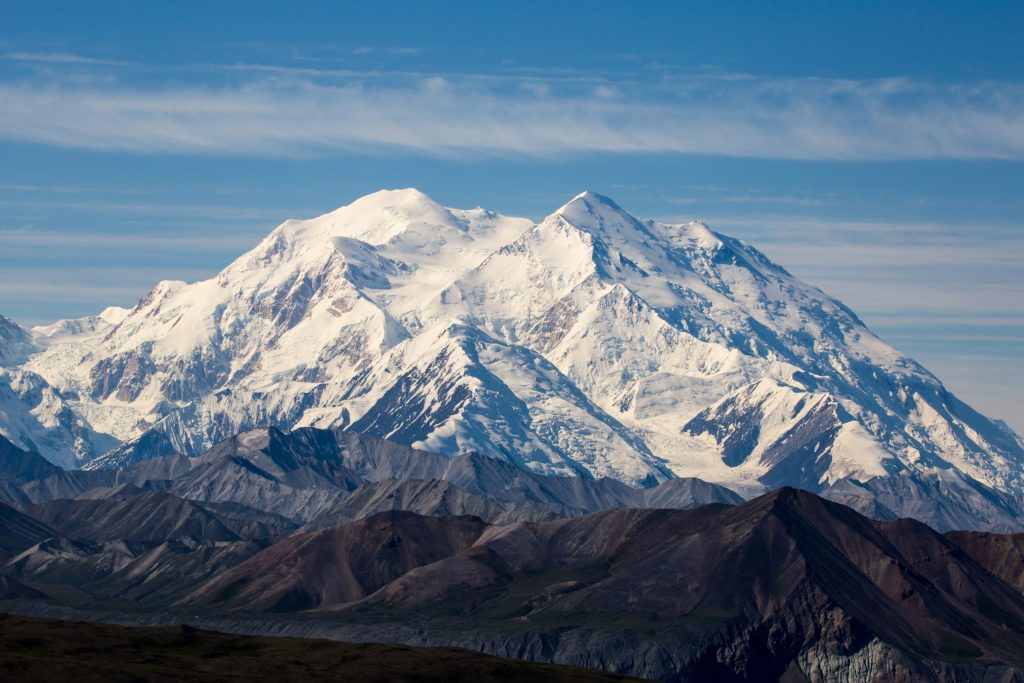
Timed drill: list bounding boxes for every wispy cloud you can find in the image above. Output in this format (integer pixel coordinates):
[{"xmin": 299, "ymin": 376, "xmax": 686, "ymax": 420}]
[
  {"xmin": 0, "ymin": 71, "xmax": 1023, "ymax": 160},
  {"xmin": 3, "ymin": 51, "xmax": 129, "ymax": 66},
  {"xmin": 0, "ymin": 198, "xmax": 307, "ymax": 222},
  {"xmin": 0, "ymin": 227, "xmax": 260, "ymax": 252}
]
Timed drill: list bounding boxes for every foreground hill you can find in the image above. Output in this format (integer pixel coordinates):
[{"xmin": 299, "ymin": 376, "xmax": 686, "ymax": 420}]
[
  {"xmin": 0, "ymin": 613, "xmax": 639, "ymax": 682},
  {"xmin": 1, "ymin": 189, "xmax": 1021, "ymax": 531}
]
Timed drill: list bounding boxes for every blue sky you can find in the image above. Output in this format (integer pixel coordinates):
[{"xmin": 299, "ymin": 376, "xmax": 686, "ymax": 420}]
[{"xmin": 1, "ymin": 1, "xmax": 1022, "ymax": 431}]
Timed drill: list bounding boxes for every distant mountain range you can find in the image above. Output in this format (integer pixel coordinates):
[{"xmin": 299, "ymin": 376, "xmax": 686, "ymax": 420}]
[
  {"xmin": 0, "ymin": 429, "xmax": 742, "ymax": 527},
  {"xmin": 1, "ymin": 189, "xmax": 1022, "ymax": 533}
]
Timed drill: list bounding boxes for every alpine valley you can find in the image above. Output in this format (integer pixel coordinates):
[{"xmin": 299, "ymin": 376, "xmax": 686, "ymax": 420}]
[{"xmin": 1, "ymin": 189, "xmax": 1022, "ymax": 531}]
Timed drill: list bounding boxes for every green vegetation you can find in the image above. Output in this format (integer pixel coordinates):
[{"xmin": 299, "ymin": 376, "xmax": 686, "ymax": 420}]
[{"xmin": 0, "ymin": 613, "xmax": 644, "ymax": 682}]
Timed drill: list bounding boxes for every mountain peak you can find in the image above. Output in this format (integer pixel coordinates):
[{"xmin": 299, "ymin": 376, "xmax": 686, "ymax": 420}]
[
  {"xmin": 557, "ymin": 191, "xmax": 627, "ymax": 219},
  {"xmin": 325, "ymin": 187, "xmax": 451, "ymax": 234},
  {"xmin": 549, "ymin": 190, "xmax": 658, "ymax": 247},
  {"xmin": 348, "ymin": 187, "xmax": 441, "ymax": 210},
  {"xmin": 259, "ymin": 187, "xmax": 461, "ymax": 256}
]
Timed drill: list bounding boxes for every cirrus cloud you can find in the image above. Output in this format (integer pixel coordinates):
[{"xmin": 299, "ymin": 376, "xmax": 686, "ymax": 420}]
[{"xmin": 0, "ymin": 71, "xmax": 1022, "ymax": 160}]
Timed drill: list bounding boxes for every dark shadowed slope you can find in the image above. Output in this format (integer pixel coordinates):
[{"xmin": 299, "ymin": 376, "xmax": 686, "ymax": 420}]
[
  {"xmin": 441, "ymin": 451, "xmax": 744, "ymax": 512},
  {"xmin": 359, "ymin": 490, "xmax": 1024, "ymax": 678},
  {"xmin": 81, "ymin": 426, "xmax": 183, "ymax": 472},
  {"xmin": 946, "ymin": 530, "xmax": 1024, "ymax": 593},
  {"xmin": 641, "ymin": 475, "xmax": 744, "ymax": 508},
  {"xmin": 304, "ymin": 478, "xmax": 559, "ymax": 529},
  {"xmin": 0, "ymin": 500, "xmax": 59, "ymax": 561},
  {"xmin": 27, "ymin": 492, "xmax": 240, "ymax": 544},
  {"xmin": 27, "ymin": 489, "xmax": 295, "ymax": 545},
  {"xmin": 181, "ymin": 511, "xmax": 490, "ymax": 612},
  {"xmin": 0, "ymin": 435, "xmax": 61, "ymax": 485},
  {"xmin": 17, "ymin": 454, "xmax": 193, "ymax": 505}
]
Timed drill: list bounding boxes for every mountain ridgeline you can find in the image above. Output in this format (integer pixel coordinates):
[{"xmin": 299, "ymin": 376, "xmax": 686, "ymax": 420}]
[{"xmin": 0, "ymin": 429, "xmax": 743, "ymax": 527}]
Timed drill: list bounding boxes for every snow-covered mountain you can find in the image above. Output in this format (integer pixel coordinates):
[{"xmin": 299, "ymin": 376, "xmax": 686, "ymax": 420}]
[
  {"xmin": 3, "ymin": 189, "xmax": 1022, "ymax": 527},
  {"xmin": 0, "ymin": 315, "xmax": 119, "ymax": 468}
]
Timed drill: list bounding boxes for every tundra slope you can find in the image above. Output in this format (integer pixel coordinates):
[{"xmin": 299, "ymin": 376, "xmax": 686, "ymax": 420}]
[{"xmin": 2, "ymin": 190, "xmax": 1022, "ymax": 529}]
